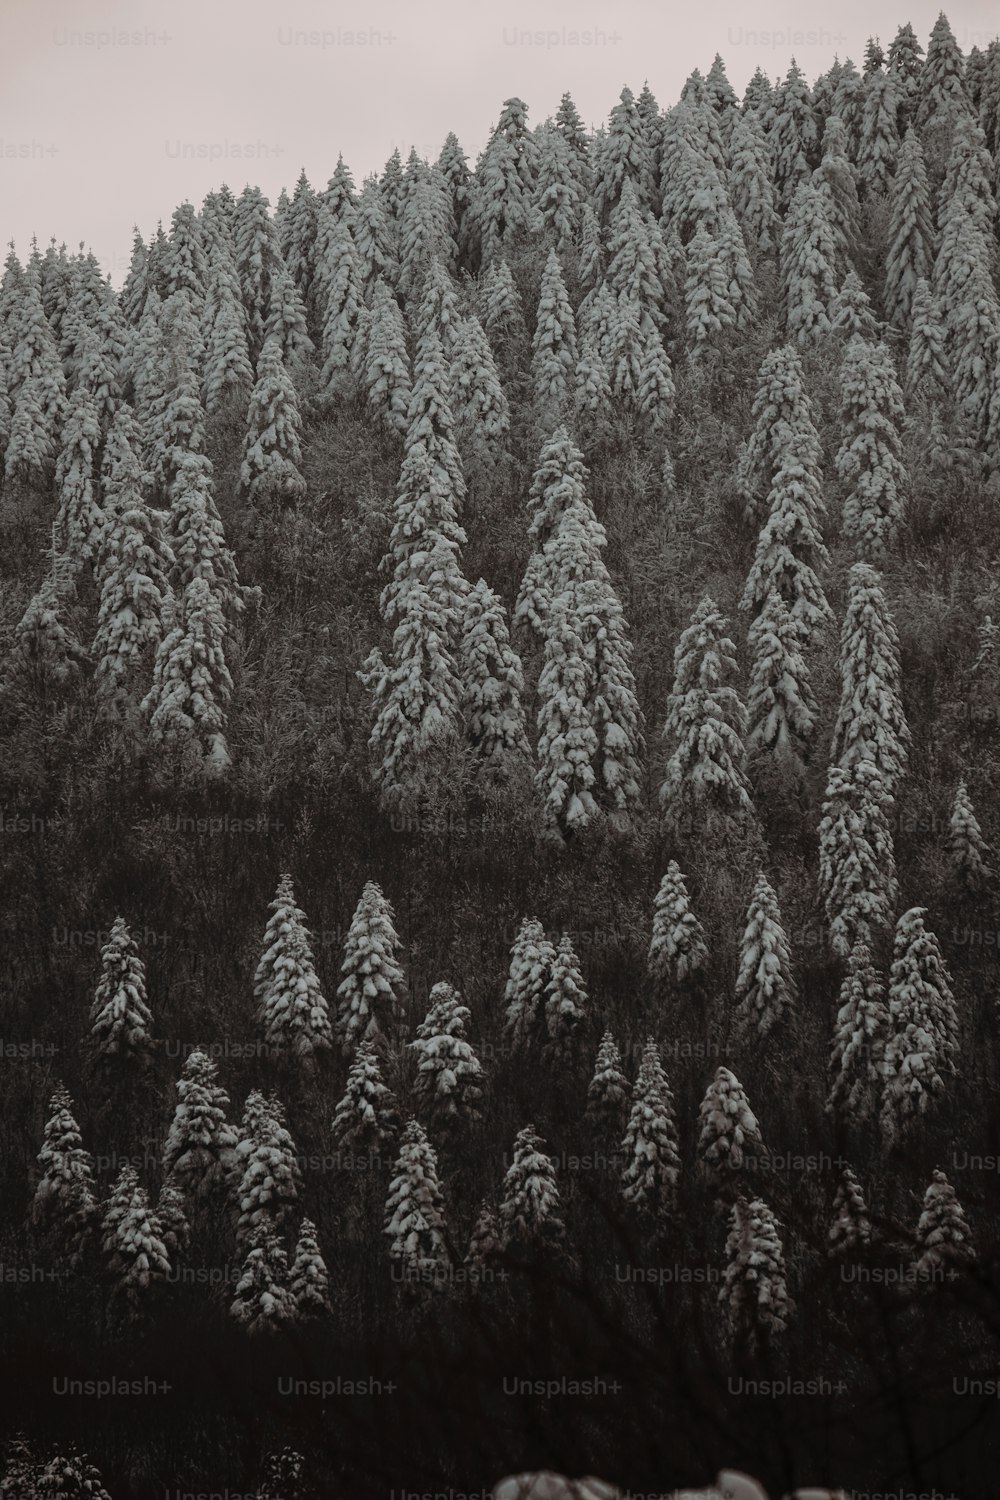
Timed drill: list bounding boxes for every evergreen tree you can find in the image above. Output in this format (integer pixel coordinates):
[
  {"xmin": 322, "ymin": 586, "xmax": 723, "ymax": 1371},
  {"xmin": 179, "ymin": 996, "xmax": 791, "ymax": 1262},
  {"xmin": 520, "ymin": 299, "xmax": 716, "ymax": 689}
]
[
  {"xmin": 240, "ymin": 334, "xmax": 306, "ymax": 506},
  {"xmin": 746, "ymin": 589, "xmax": 817, "ymax": 768},
  {"xmin": 885, "ymin": 130, "xmax": 934, "ymax": 330},
  {"xmin": 905, "ymin": 277, "xmax": 949, "ymax": 396},
  {"xmin": 659, "ymin": 597, "xmax": 754, "ymax": 830},
  {"xmin": 233, "ymin": 186, "xmax": 283, "ymax": 363},
  {"xmin": 107, "ymin": 1182, "xmax": 171, "ymax": 1303},
  {"xmin": 697, "ymin": 1067, "xmax": 765, "ymax": 1180},
  {"xmin": 89, "ymin": 917, "xmax": 154, "ymax": 1062},
  {"xmin": 162, "ymin": 1049, "xmax": 238, "ymax": 1197},
  {"xmin": 827, "ymin": 941, "xmax": 889, "ymax": 1124},
  {"xmin": 54, "ymin": 387, "xmax": 103, "ymax": 564},
  {"xmin": 460, "ymin": 578, "xmax": 528, "ymax": 770},
  {"xmin": 384, "ymin": 1119, "xmax": 451, "ymax": 1282},
  {"xmin": 8, "ymin": 563, "xmax": 88, "ymax": 691},
  {"xmin": 534, "ymin": 123, "xmax": 584, "ymax": 260},
  {"xmin": 729, "ymin": 111, "xmax": 781, "ymax": 253},
  {"xmin": 948, "ymin": 779, "xmax": 994, "ymax": 892},
  {"xmin": 289, "ymin": 1218, "xmax": 331, "ymax": 1318},
  {"xmin": 684, "ymin": 222, "xmax": 738, "ymax": 351},
  {"xmin": 409, "ymin": 982, "xmax": 485, "ymax": 1131},
  {"xmin": 738, "ymin": 344, "xmax": 823, "ymax": 527},
  {"xmin": 364, "ymin": 279, "xmax": 412, "ymax": 435},
  {"xmin": 830, "ymin": 270, "xmax": 881, "ymax": 341},
  {"xmin": 503, "ymin": 917, "xmax": 556, "ymax": 1055},
  {"xmin": 780, "ymin": 181, "xmax": 839, "ymax": 343},
  {"xmin": 264, "ymin": 260, "xmax": 313, "ymax": 372},
  {"xmin": 331, "ymin": 1037, "xmax": 400, "ymax": 1157},
  {"xmin": 818, "ymin": 759, "xmax": 898, "ymax": 958},
  {"xmin": 92, "ymin": 492, "xmax": 174, "ymax": 717},
  {"xmin": 231, "ymin": 1228, "xmax": 296, "ymax": 1333},
  {"xmin": 585, "ymin": 1032, "xmax": 630, "ymax": 1138},
  {"xmin": 234, "ymin": 1092, "xmax": 301, "ymax": 1252},
  {"xmin": 499, "ymin": 1125, "xmax": 565, "ymax": 1263},
  {"xmin": 913, "ymin": 1169, "xmax": 975, "ymax": 1280},
  {"xmin": 530, "ymin": 250, "xmax": 578, "ymax": 429},
  {"xmin": 253, "ymin": 873, "xmax": 332, "ymax": 1063},
  {"xmin": 831, "ymin": 563, "xmax": 910, "ymax": 793},
  {"xmin": 648, "ymin": 861, "xmax": 709, "ymax": 989},
  {"xmin": 881, "ymin": 907, "xmax": 959, "ymax": 1139},
  {"xmin": 857, "ymin": 70, "xmax": 901, "ymax": 196},
  {"xmin": 167, "ymin": 449, "xmax": 244, "ymax": 622},
  {"xmin": 767, "ymin": 60, "xmax": 818, "ymax": 206},
  {"xmin": 836, "ymin": 338, "xmax": 908, "ymax": 560},
  {"xmin": 4, "ymin": 375, "xmax": 55, "ymax": 487},
  {"xmin": 734, "ymin": 871, "xmax": 796, "ymax": 1040},
  {"xmin": 542, "ymin": 934, "xmax": 588, "ymax": 1063},
  {"xmin": 318, "ymin": 218, "xmax": 363, "ymax": 398},
  {"xmin": 828, "ymin": 1166, "xmax": 873, "ymax": 1256},
  {"xmin": 593, "ymin": 85, "xmax": 651, "ymax": 222},
  {"xmin": 142, "ymin": 577, "xmax": 234, "ymax": 778},
  {"xmin": 449, "ymin": 315, "xmax": 510, "ymax": 459},
  {"xmin": 465, "ymin": 1201, "xmax": 504, "ymax": 1283},
  {"xmin": 32, "ymin": 1088, "xmax": 98, "ymax": 1267},
  {"xmin": 620, "ymin": 1040, "xmax": 681, "ymax": 1229},
  {"xmin": 476, "ymin": 97, "xmax": 540, "ymax": 263},
  {"xmin": 916, "ymin": 12, "xmax": 970, "ymax": 131},
  {"xmin": 155, "ymin": 1176, "xmax": 190, "ymax": 1261},
  {"xmin": 815, "ymin": 114, "xmax": 862, "ymax": 278},
  {"xmin": 335, "ymin": 881, "xmax": 405, "ymax": 1056},
  {"xmin": 719, "ymin": 1195, "xmax": 794, "ymax": 1350}
]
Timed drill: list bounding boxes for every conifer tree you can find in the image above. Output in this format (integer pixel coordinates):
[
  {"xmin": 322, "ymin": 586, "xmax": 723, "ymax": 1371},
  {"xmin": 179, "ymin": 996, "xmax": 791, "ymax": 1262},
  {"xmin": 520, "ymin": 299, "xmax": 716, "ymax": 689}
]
[
  {"xmin": 499, "ymin": 1125, "xmax": 565, "ymax": 1263},
  {"xmin": 734, "ymin": 872, "xmax": 796, "ymax": 1040},
  {"xmin": 142, "ymin": 577, "xmax": 233, "ymax": 778},
  {"xmin": 857, "ymin": 70, "xmax": 901, "ymax": 197},
  {"xmin": 885, "ymin": 129, "xmax": 934, "ymax": 330},
  {"xmin": 460, "ymin": 578, "xmax": 528, "ymax": 770},
  {"xmin": 253, "ymin": 874, "xmax": 332, "ymax": 1064},
  {"xmin": 409, "ymin": 982, "xmax": 485, "ymax": 1131},
  {"xmin": 738, "ymin": 345, "xmax": 823, "ymax": 528},
  {"xmin": 264, "ymin": 260, "xmax": 313, "ymax": 372},
  {"xmin": 167, "ymin": 450, "xmax": 244, "ymax": 622},
  {"xmin": 720, "ymin": 1195, "xmax": 794, "ymax": 1353},
  {"xmin": 8, "ymin": 564, "xmax": 88, "ymax": 691},
  {"xmin": 881, "ymin": 907, "xmax": 959, "ymax": 1139},
  {"xmin": 233, "ymin": 186, "xmax": 283, "ymax": 363},
  {"xmin": 465, "ymin": 1202, "xmax": 504, "ymax": 1283},
  {"xmin": 318, "ymin": 218, "xmax": 363, "ymax": 398},
  {"xmin": 532, "ymin": 587, "xmax": 599, "ymax": 837},
  {"xmin": 815, "ymin": 114, "xmax": 862, "ymax": 278},
  {"xmin": 364, "ymin": 279, "xmax": 412, "ymax": 435},
  {"xmin": 449, "ymin": 315, "xmax": 510, "ymax": 459},
  {"xmin": 729, "ymin": 111, "xmax": 781, "ymax": 253},
  {"xmin": 659, "ymin": 596, "xmax": 754, "ymax": 830},
  {"xmin": 89, "ymin": 917, "xmax": 154, "ymax": 1062},
  {"xmin": 826, "ymin": 941, "xmax": 889, "ymax": 1124},
  {"xmin": 746, "ymin": 589, "xmax": 817, "ymax": 768},
  {"xmin": 234, "ymin": 1092, "xmax": 301, "ymax": 1252},
  {"xmin": 534, "ymin": 124, "xmax": 584, "ymax": 259},
  {"xmin": 503, "ymin": 918, "xmax": 556, "ymax": 1055},
  {"xmin": 780, "ymin": 181, "xmax": 839, "ymax": 343},
  {"xmin": 54, "ymin": 387, "xmax": 103, "ymax": 564},
  {"xmin": 831, "ymin": 563, "xmax": 910, "ymax": 793},
  {"xmin": 92, "ymin": 491, "xmax": 174, "ymax": 717},
  {"xmin": 889, "ymin": 22, "xmax": 925, "ymax": 119},
  {"xmin": 605, "ymin": 179, "xmax": 664, "ymax": 331},
  {"xmin": 585, "ymin": 1032, "xmax": 630, "ymax": 1138},
  {"xmin": 648, "ymin": 862, "xmax": 709, "ymax": 988},
  {"xmin": 289, "ymin": 1218, "xmax": 331, "ymax": 1318},
  {"xmin": 531, "ymin": 250, "xmax": 578, "ymax": 430},
  {"xmin": 331, "ymin": 1037, "xmax": 400, "ymax": 1157},
  {"xmin": 916, "ymin": 13, "xmax": 969, "ymax": 131},
  {"xmin": 4, "ymin": 375, "xmax": 55, "ymax": 487},
  {"xmin": 948, "ymin": 780, "xmax": 994, "ymax": 892},
  {"xmin": 697, "ymin": 1067, "xmax": 765, "ymax": 1180},
  {"xmin": 830, "ymin": 271, "xmax": 881, "ymax": 341},
  {"xmin": 32, "ymin": 1088, "xmax": 98, "ymax": 1267},
  {"xmin": 107, "ymin": 1182, "xmax": 171, "ymax": 1303},
  {"xmin": 828, "ymin": 1166, "xmax": 873, "ymax": 1256},
  {"xmin": 481, "ymin": 258, "xmax": 527, "ymax": 354},
  {"xmin": 905, "ymin": 277, "xmax": 949, "ymax": 396},
  {"xmin": 335, "ymin": 881, "xmax": 405, "ymax": 1056},
  {"xmin": 593, "ymin": 85, "xmax": 651, "ymax": 222},
  {"xmin": 231, "ymin": 1228, "xmax": 296, "ymax": 1333},
  {"xmin": 684, "ymin": 222, "xmax": 738, "ymax": 352},
  {"xmin": 155, "ymin": 1176, "xmax": 189, "ymax": 1261},
  {"xmin": 384, "ymin": 1120, "xmax": 451, "ymax": 1281},
  {"xmin": 767, "ymin": 60, "xmax": 818, "ymax": 206},
  {"xmin": 620, "ymin": 1040, "xmax": 681, "ymax": 1229},
  {"xmin": 836, "ymin": 338, "xmax": 908, "ymax": 560},
  {"xmin": 913, "ymin": 1169, "xmax": 975, "ymax": 1280},
  {"xmin": 240, "ymin": 333, "xmax": 306, "ymax": 506},
  {"xmin": 542, "ymin": 934, "xmax": 588, "ymax": 1063},
  {"xmin": 282, "ymin": 169, "xmax": 321, "ymax": 310},
  {"xmin": 818, "ymin": 759, "xmax": 898, "ymax": 958},
  {"xmin": 933, "ymin": 195, "xmax": 999, "ymax": 441},
  {"xmin": 162, "ymin": 1050, "xmax": 238, "ymax": 1198},
  {"xmin": 476, "ymin": 97, "xmax": 540, "ymax": 262}
]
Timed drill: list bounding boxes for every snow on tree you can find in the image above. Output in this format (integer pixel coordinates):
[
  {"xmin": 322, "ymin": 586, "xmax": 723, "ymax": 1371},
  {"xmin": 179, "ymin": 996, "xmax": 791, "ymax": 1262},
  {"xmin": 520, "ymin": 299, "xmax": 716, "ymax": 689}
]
[
  {"xmin": 836, "ymin": 337, "xmax": 908, "ymax": 560},
  {"xmin": 541, "ymin": 934, "xmax": 588, "ymax": 1063},
  {"xmin": 648, "ymin": 861, "xmax": 709, "ymax": 988},
  {"xmin": 514, "ymin": 427, "xmax": 605, "ymax": 635},
  {"xmin": 331, "ymin": 1037, "xmax": 400, "ymax": 1156},
  {"xmin": 449, "ymin": 315, "xmax": 510, "ymax": 459},
  {"xmin": 818, "ymin": 759, "xmax": 898, "ymax": 959},
  {"xmin": 905, "ymin": 277, "xmax": 949, "ymax": 396},
  {"xmin": 831, "ymin": 562, "xmax": 910, "ymax": 793},
  {"xmin": 92, "ymin": 490, "xmax": 174, "ymax": 716},
  {"xmin": 4, "ymin": 374, "xmax": 56, "ymax": 486},
  {"xmin": 933, "ymin": 193, "xmax": 999, "ymax": 442},
  {"xmin": 719, "ymin": 1195, "xmax": 794, "ymax": 1350},
  {"xmin": 317, "ymin": 217, "xmax": 363, "ymax": 398},
  {"xmin": 828, "ymin": 1166, "xmax": 873, "ymax": 1257},
  {"xmin": 409, "ymin": 981, "xmax": 484, "ymax": 1131},
  {"xmin": 780, "ymin": 180, "xmax": 839, "ymax": 344},
  {"xmin": 378, "ymin": 432, "xmax": 467, "ymax": 636},
  {"xmin": 737, "ymin": 344, "xmax": 823, "ymax": 528},
  {"xmin": 620, "ymin": 1039, "xmax": 681, "ymax": 1228},
  {"xmin": 743, "ymin": 67, "xmax": 774, "ymax": 117},
  {"xmin": 585, "ymin": 1032, "xmax": 631, "ymax": 1137},
  {"xmin": 881, "ymin": 907, "xmax": 959, "ymax": 1140},
  {"xmin": 8, "ymin": 276, "xmax": 67, "ymax": 430},
  {"xmin": 167, "ymin": 449, "xmax": 244, "ymax": 622},
  {"xmin": 7, "ymin": 558, "xmax": 88, "ymax": 692},
  {"xmin": 239, "ymin": 333, "xmax": 306, "ymax": 506},
  {"xmin": 162, "ymin": 1049, "xmax": 238, "ymax": 1197},
  {"xmin": 289, "ymin": 1217, "xmax": 331, "ymax": 1318},
  {"xmin": 232, "ymin": 185, "xmax": 284, "ymax": 364},
  {"xmin": 706, "ymin": 54, "xmax": 739, "ymax": 141},
  {"xmin": 32, "ymin": 1087, "xmax": 98, "ymax": 1266},
  {"xmin": 532, "ymin": 585, "xmax": 599, "ymax": 837},
  {"xmin": 230, "ymin": 1226, "xmax": 296, "ymax": 1334},
  {"xmin": 814, "ymin": 114, "xmax": 861, "ymax": 280},
  {"xmin": 766, "ymin": 60, "xmax": 818, "ymax": 206},
  {"xmin": 322, "ymin": 153, "xmax": 359, "ymax": 231},
  {"xmin": 481, "ymin": 258, "xmax": 527, "ymax": 355},
  {"xmin": 574, "ymin": 327, "xmax": 612, "ymax": 432},
  {"xmin": 76, "ymin": 313, "xmax": 127, "ymax": 434},
  {"xmin": 475, "ymin": 97, "xmax": 540, "ymax": 263},
  {"xmin": 263, "ymin": 258, "xmax": 313, "ymax": 374},
  {"xmin": 684, "ymin": 222, "xmax": 738, "ymax": 352},
  {"xmin": 888, "ymin": 22, "xmax": 925, "ymax": 119},
  {"xmin": 335, "ymin": 880, "xmax": 405, "ymax": 1056},
  {"xmin": 364, "ymin": 278, "xmax": 412, "ymax": 435},
  {"xmin": 142, "ymin": 576, "xmax": 233, "ymax": 777},
  {"xmin": 503, "ymin": 917, "xmax": 556, "ymax": 1055},
  {"xmin": 143, "ymin": 292, "xmax": 208, "ymax": 501},
  {"xmin": 397, "ymin": 173, "xmax": 457, "ymax": 304},
  {"xmin": 234, "ymin": 1091, "xmax": 301, "ymax": 1252},
  {"xmin": 436, "ymin": 134, "xmax": 476, "ymax": 268},
  {"xmin": 460, "ymin": 577, "xmax": 528, "ymax": 770},
  {"xmin": 121, "ymin": 228, "xmax": 151, "ymax": 325},
  {"xmin": 912, "ymin": 1169, "xmax": 975, "ymax": 1281},
  {"xmin": 533, "ymin": 122, "xmax": 584, "ymax": 258},
  {"xmin": 164, "ymin": 201, "xmax": 208, "ymax": 306},
  {"xmin": 154, "ymin": 1175, "xmax": 189, "ymax": 1261},
  {"xmin": 499, "ymin": 1125, "xmax": 565, "ymax": 1262},
  {"xmin": 593, "ymin": 85, "xmax": 651, "ymax": 223},
  {"xmin": 384, "ymin": 1119, "xmax": 451, "ymax": 1281},
  {"xmin": 733, "ymin": 871, "xmax": 796, "ymax": 1040},
  {"xmin": 826, "ymin": 941, "xmax": 889, "ymax": 1124},
  {"xmin": 531, "ymin": 249, "xmax": 578, "ymax": 430},
  {"xmin": 554, "ymin": 91, "xmax": 593, "ymax": 190},
  {"xmin": 729, "ymin": 111, "xmax": 781, "ymax": 253},
  {"xmin": 916, "ymin": 12, "xmax": 970, "ymax": 131},
  {"xmin": 857, "ymin": 69, "xmax": 901, "ymax": 197},
  {"xmin": 416, "ymin": 257, "xmax": 463, "ymax": 361},
  {"xmin": 697, "ymin": 1067, "xmax": 765, "ymax": 1180},
  {"xmin": 53, "ymin": 387, "xmax": 103, "ymax": 564},
  {"xmin": 89, "ymin": 916, "xmax": 154, "ymax": 1062},
  {"xmin": 948, "ymin": 780, "xmax": 994, "ymax": 892},
  {"xmin": 605, "ymin": 179, "xmax": 664, "ymax": 331},
  {"xmin": 659, "ymin": 596, "xmax": 754, "ymax": 830},
  {"xmin": 830, "ymin": 270, "xmax": 881, "ymax": 341},
  {"xmin": 253, "ymin": 873, "xmax": 332, "ymax": 1064},
  {"xmin": 100, "ymin": 1163, "xmax": 139, "ymax": 1267},
  {"xmin": 107, "ymin": 1181, "xmax": 170, "ymax": 1303},
  {"xmin": 885, "ymin": 129, "xmax": 934, "ymax": 330},
  {"xmin": 465, "ymin": 1201, "xmax": 504, "ymax": 1282},
  {"xmin": 746, "ymin": 588, "xmax": 817, "ymax": 769},
  {"xmin": 281, "ymin": 169, "xmax": 321, "ymax": 312}
]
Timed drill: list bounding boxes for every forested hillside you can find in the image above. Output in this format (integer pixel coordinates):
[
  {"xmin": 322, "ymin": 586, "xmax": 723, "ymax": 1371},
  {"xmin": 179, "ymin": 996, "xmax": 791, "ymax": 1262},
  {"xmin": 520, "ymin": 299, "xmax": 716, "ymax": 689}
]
[{"xmin": 2, "ymin": 14, "xmax": 1000, "ymax": 1499}]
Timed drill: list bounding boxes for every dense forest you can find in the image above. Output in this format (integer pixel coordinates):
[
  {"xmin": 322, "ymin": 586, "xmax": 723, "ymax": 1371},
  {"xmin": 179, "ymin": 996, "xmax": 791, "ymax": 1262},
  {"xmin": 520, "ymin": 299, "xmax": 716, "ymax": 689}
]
[{"xmin": 2, "ymin": 12, "xmax": 1000, "ymax": 1498}]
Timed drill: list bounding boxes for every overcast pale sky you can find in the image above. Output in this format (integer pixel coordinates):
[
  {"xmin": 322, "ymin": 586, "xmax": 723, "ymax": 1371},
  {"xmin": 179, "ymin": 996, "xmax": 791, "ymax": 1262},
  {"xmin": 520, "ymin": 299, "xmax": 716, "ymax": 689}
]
[{"xmin": 2, "ymin": 0, "xmax": 998, "ymax": 284}]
